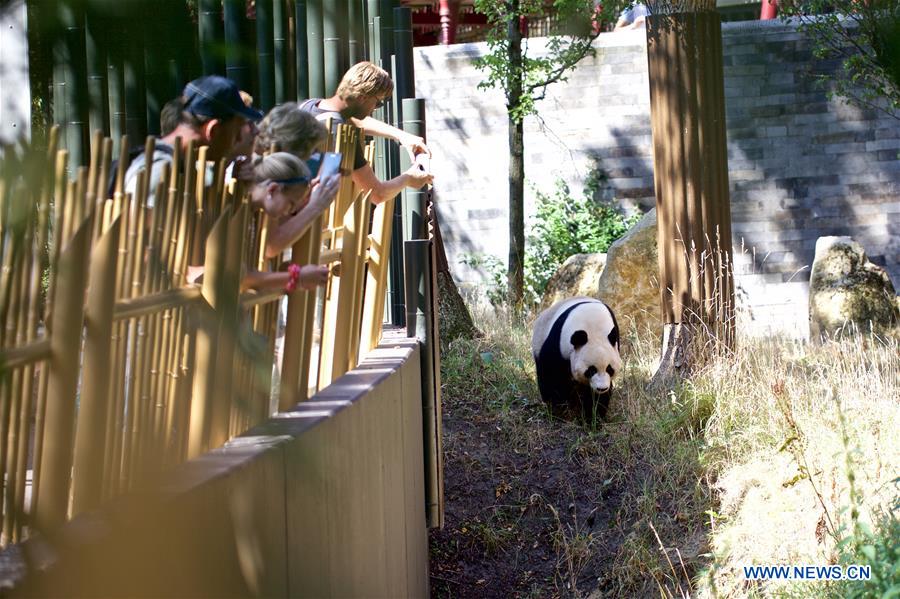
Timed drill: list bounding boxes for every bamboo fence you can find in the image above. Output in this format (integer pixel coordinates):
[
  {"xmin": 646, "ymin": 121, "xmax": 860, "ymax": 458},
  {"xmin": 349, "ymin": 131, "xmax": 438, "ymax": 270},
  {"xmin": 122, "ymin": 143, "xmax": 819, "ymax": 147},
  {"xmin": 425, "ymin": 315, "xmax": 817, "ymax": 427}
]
[{"xmin": 0, "ymin": 122, "xmax": 395, "ymax": 544}]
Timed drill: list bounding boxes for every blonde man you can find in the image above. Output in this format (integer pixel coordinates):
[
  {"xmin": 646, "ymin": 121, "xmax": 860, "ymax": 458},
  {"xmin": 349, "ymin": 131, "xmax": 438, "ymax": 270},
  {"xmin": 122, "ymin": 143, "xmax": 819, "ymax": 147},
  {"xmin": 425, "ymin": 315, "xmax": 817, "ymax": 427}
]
[{"xmin": 299, "ymin": 61, "xmax": 433, "ymax": 205}]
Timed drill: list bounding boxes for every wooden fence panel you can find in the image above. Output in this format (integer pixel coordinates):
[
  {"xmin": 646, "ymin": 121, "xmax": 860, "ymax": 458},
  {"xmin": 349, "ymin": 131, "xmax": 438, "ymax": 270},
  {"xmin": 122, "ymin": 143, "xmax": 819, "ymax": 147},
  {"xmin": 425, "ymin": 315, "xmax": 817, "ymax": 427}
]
[{"xmin": 0, "ymin": 114, "xmax": 424, "ymax": 545}]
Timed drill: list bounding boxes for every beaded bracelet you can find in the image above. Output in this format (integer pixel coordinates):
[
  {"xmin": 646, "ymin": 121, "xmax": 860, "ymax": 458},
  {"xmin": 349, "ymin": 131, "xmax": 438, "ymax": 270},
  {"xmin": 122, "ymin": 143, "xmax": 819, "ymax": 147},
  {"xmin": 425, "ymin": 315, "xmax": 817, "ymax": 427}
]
[{"xmin": 284, "ymin": 263, "xmax": 301, "ymax": 293}]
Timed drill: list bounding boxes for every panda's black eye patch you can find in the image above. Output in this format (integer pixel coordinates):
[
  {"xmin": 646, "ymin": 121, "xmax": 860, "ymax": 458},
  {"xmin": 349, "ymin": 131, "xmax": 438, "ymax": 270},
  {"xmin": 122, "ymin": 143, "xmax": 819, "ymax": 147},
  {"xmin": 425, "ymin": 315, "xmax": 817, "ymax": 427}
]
[
  {"xmin": 585, "ymin": 366, "xmax": 598, "ymax": 379},
  {"xmin": 606, "ymin": 365, "xmax": 616, "ymax": 377},
  {"xmin": 571, "ymin": 330, "xmax": 588, "ymax": 349}
]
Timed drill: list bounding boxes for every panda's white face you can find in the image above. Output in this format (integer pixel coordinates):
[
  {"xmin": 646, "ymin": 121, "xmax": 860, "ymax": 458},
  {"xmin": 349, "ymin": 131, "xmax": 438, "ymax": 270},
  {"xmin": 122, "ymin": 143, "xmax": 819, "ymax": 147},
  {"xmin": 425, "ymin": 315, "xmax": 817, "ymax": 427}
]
[{"xmin": 569, "ymin": 329, "xmax": 622, "ymax": 393}]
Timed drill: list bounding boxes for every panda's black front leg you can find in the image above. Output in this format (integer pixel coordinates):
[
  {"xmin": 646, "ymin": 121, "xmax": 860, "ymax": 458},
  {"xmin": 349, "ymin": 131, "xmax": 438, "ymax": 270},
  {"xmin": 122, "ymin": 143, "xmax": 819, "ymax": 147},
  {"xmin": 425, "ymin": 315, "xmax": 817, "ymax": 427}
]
[
  {"xmin": 574, "ymin": 384, "xmax": 598, "ymax": 424},
  {"xmin": 534, "ymin": 356, "xmax": 571, "ymax": 409},
  {"xmin": 575, "ymin": 385, "xmax": 611, "ymax": 424},
  {"xmin": 595, "ymin": 387, "xmax": 611, "ymax": 420}
]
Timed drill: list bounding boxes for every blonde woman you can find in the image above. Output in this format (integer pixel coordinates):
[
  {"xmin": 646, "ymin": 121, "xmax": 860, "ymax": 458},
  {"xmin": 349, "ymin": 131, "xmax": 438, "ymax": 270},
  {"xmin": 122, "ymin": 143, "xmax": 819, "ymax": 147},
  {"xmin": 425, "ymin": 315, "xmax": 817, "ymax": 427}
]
[
  {"xmin": 242, "ymin": 152, "xmax": 337, "ymax": 292},
  {"xmin": 188, "ymin": 153, "xmax": 336, "ymax": 292}
]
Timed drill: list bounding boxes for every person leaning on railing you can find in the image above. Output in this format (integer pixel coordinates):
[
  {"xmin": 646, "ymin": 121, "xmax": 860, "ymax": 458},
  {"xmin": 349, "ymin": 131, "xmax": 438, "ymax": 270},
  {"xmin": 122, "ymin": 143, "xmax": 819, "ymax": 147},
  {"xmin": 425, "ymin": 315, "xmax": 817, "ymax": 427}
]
[
  {"xmin": 124, "ymin": 75, "xmax": 263, "ymax": 208},
  {"xmin": 298, "ymin": 61, "xmax": 434, "ymax": 205},
  {"xmin": 242, "ymin": 152, "xmax": 335, "ymax": 293},
  {"xmin": 234, "ymin": 105, "xmax": 340, "ymax": 259},
  {"xmin": 188, "ymin": 152, "xmax": 335, "ymax": 293}
]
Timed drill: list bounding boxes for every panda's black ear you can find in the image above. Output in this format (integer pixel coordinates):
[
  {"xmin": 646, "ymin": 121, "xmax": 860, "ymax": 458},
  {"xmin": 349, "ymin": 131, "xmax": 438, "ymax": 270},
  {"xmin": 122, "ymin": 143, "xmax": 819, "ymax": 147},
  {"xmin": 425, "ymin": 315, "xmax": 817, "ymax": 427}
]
[
  {"xmin": 608, "ymin": 325, "xmax": 619, "ymax": 349},
  {"xmin": 571, "ymin": 330, "xmax": 588, "ymax": 349}
]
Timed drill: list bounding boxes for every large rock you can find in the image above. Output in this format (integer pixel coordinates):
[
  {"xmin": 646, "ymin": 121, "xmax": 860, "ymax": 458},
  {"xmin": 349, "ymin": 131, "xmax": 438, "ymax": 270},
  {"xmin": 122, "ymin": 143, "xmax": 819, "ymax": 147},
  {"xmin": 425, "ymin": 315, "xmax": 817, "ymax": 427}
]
[
  {"xmin": 809, "ymin": 236, "xmax": 899, "ymax": 338},
  {"xmin": 596, "ymin": 208, "xmax": 661, "ymax": 337},
  {"xmin": 541, "ymin": 253, "xmax": 607, "ymax": 308}
]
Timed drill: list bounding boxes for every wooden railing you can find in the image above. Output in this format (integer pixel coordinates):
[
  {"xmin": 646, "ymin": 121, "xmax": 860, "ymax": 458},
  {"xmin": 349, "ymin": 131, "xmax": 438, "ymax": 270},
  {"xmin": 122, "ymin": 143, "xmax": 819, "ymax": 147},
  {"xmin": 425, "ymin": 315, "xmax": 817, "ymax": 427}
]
[{"xmin": 0, "ymin": 121, "xmax": 397, "ymax": 545}]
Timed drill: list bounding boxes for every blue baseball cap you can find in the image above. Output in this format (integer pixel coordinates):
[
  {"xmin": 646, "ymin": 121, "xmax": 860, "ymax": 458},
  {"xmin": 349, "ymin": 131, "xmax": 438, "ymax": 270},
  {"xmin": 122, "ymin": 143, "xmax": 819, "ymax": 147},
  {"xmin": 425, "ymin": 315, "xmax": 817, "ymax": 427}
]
[{"xmin": 183, "ymin": 76, "xmax": 264, "ymax": 122}]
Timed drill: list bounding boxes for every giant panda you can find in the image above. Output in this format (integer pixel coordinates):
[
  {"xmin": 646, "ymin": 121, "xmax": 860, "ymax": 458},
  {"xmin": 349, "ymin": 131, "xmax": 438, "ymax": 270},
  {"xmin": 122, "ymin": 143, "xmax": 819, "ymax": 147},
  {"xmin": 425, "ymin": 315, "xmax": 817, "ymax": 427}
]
[{"xmin": 531, "ymin": 297, "xmax": 623, "ymax": 422}]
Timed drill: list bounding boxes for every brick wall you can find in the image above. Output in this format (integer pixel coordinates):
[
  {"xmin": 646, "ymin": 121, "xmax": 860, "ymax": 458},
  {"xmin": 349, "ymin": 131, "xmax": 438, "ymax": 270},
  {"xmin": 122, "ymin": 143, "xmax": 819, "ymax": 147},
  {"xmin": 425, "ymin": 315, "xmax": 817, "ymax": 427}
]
[{"xmin": 413, "ymin": 19, "xmax": 900, "ymax": 338}]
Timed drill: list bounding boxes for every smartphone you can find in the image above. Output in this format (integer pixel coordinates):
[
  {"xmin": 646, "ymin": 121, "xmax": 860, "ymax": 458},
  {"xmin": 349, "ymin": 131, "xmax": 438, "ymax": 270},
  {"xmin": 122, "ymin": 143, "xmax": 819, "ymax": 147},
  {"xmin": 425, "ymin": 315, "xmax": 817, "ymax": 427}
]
[
  {"xmin": 305, "ymin": 153, "xmax": 323, "ymax": 178},
  {"xmin": 319, "ymin": 152, "xmax": 342, "ymax": 178}
]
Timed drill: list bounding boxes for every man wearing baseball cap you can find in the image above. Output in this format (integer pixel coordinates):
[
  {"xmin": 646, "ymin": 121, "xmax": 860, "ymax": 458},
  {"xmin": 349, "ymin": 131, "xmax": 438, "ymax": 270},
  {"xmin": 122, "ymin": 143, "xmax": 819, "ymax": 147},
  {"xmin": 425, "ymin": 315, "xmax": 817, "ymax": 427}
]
[{"xmin": 125, "ymin": 75, "xmax": 263, "ymax": 207}]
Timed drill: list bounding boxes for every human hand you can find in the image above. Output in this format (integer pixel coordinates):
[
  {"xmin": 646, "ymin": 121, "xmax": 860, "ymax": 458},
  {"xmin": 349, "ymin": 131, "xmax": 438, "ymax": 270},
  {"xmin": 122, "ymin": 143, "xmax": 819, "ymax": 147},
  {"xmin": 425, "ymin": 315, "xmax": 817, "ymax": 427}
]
[
  {"xmin": 404, "ymin": 165, "xmax": 433, "ymax": 189},
  {"xmin": 400, "ymin": 135, "xmax": 432, "ymax": 162},
  {"xmin": 298, "ymin": 264, "xmax": 330, "ymax": 290},
  {"xmin": 232, "ymin": 154, "xmax": 256, "ymax": 182},
  {"xmin": 309, "ymin": 173, "xmax": 341, "ymax": 212}
]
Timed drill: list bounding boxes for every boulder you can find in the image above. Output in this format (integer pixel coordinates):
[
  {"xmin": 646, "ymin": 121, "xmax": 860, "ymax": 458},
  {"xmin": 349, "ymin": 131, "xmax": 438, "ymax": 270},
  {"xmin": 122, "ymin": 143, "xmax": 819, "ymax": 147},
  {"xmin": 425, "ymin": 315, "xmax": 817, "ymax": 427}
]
[
  {"xmin": 541, "ymin": 253, "xmax": 607, "ymax": 308},
  {"xmin": 808, "ymin": 236, "xmax": 899, "ymax": 338},
  {"xmin": 596, "ymin": 208, "xmax": 661, "ymax": 337}
]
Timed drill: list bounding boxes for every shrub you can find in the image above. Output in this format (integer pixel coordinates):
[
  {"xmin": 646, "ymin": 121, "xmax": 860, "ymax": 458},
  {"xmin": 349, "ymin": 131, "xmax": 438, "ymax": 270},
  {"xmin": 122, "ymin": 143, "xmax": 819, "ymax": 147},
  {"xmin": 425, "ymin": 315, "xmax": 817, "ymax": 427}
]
[
  {"xmin": 460, "ymin": 177, "xmax": 639, "ymax": 310},
  {"xmin": 524, "ymin": 178, "xmax": 639, "ymax": 304}
]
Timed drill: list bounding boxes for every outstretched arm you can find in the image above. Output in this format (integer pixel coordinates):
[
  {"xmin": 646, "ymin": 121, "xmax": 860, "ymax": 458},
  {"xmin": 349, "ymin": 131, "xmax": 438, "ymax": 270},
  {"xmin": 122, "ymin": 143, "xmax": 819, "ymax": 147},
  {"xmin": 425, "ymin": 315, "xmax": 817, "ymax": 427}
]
[
  {"xmin": 351, "ymin": 163, "xmax": 433, "ymax": 206},
  {"xmin": 264, "ymin": 174, "xmax": 341, "ymax": 258},
  {"xmin": 350, "ymin": 115, "xmax": 432, "ymax": 160}
]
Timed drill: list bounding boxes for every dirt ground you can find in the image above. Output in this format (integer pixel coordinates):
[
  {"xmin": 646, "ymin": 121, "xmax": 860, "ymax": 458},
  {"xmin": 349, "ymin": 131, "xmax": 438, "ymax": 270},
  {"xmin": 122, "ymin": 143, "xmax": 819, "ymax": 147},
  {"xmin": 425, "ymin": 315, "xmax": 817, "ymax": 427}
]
[{"xmin": 429, "ymin": 390, "xmax": 626, "ymax": 598}]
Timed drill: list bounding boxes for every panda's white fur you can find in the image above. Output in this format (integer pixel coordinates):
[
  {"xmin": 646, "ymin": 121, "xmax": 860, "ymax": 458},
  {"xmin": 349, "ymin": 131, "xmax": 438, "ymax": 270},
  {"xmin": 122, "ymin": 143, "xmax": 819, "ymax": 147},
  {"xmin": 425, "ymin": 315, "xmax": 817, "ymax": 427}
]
[{"xmin": 531, "ymin": 297, "xmax": 622, "ymax": 420}]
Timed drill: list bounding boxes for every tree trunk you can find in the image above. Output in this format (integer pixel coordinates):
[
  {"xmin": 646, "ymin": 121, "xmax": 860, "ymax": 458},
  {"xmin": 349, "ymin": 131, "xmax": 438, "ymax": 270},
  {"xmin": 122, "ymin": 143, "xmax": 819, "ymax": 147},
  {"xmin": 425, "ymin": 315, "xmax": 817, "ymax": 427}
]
[
  {"xmin": 506, "ymin": 0, "xmax": 525, "ymax": 309},
  {"xmin": 646, "ymin": 11, "xmax": 735, "ymax": 387}
]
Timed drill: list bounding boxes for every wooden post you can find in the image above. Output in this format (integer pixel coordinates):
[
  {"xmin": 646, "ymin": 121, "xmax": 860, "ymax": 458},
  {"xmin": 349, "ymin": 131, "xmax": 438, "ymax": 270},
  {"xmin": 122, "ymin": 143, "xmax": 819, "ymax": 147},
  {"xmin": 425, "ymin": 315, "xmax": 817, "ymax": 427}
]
[
  {"xmin": 646, "ymin": 11, "xmax": 735, "ymax": 385},
  {"xmin": 34, "ymin": 219, "xmax": 92, "ymax": 532},
  {"xmin": 209, "ymin": 204, "xmax": 247, "ymax": 450},
  {"xmin": 317, "ymin": 125, "xmax": 359, "ymax": 388},
  {"xmin": 187, "ymin": 210, "xmax": 229, "ymax": 458},
  {"xmin": 71, "ymin": 218, "xmax": 121, "ymax": 515}
]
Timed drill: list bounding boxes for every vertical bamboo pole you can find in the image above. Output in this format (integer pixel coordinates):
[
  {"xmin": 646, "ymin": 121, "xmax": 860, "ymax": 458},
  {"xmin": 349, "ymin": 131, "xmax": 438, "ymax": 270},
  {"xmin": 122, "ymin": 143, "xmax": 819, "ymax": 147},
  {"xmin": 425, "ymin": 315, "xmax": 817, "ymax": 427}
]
[
  {"xmin": 224, "ymin": 0, "xmax": 249, "ymax": 90},
  {"xmin": 15, "ymin": 136, "xmax": 55, "ymax": 538},
  {"xmin": 344, "ymin": 189, "xmax": 370, "ymax": 372},
  {"xmin": 85, "ymin": 13, "xmax": 109, "ymax": 138},
  {"xmin": 34, "ymin": 219, "xmax": 91, "ymax": 532},
  {"xmin": 349, "ymin": 0, "xmax": 364, "ymax": 65},
  {"xmin": 56, "ymin": 0, "xmax": 89, "ymax": 169},
  {"xmin": 368, "ymin": 1, "xmax": 380, "ymax": 64},
  {"xmin": 107, "ymin": 44, "xmax": 126, "ymax": 156},
  {"xmin": 71, "ymin": 218, "xmax": 121, "ymax": 515},
  {"xmin": 123, "ymin": 183, "xmax": 148, "ymax": 485},
  {"xmin": 279, "ymin": 228, "xmax": 314, "ymax": 410},
  {"xmin": 115, "ymin": 182, "xmax": 142, "ymax": 490},
  {"xmin": 317, "ymin": 126, "xmax": 358, "ymax": 387},
  {"xmin": 187, "ymin": 210, "xmax": 229, "ymax": 458},
  {"xmin": 322, "ymin": 0, "xmax": 348, "ymax": 95},
  {"xmin": 257, "ymin": 0, "xmax": 276, "ymax": 112},
  {"xmin": 361, "ymin": 189, "xmax": 393, "ymax": 353},
  {"xmin": 199, "ymin": 0, "xmax": 225, "ymax": 76},
  {"xmin": 163, "ymin": 167, "xmax": 195, "ymax": 463},
  {"xmin": 0, "ymin": 205, "xmax": 27, "ymax": 543},
  {"xmin": 294, "ymin": 0, "xmax": 309, "ymax": 100},
  {"xmin": 29, "ymin": 130, "xmax": 62, "ymax": 517},
  {"xmin": 274, "ymin": 0, "xmax": 288, "ymax": 105},
  {"xmin": 123, "ymin": 22, "xmax": 147, "ymax": 147},
  {"xmin": 209, "ymin": 205, "xmax": 247, "ymax": 450},
  {"xmin": 307, "ymin": 0, "xmax": 325, "ymax": 98},
  {"xmin": 103, "ymin": 184, "xmax": 131, "ymax": 496}
]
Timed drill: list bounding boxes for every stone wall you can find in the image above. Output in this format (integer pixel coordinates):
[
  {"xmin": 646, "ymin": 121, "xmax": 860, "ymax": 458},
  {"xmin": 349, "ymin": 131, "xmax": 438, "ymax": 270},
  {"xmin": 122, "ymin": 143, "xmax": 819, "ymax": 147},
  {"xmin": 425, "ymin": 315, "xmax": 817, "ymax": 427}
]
[
  {"xmin": 0, "ymin": 0, "xmax": 30, "ymax": 147},
  {"xmin": 413, "ymin": 19, "xmax": 900, "ymax": 338}
]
